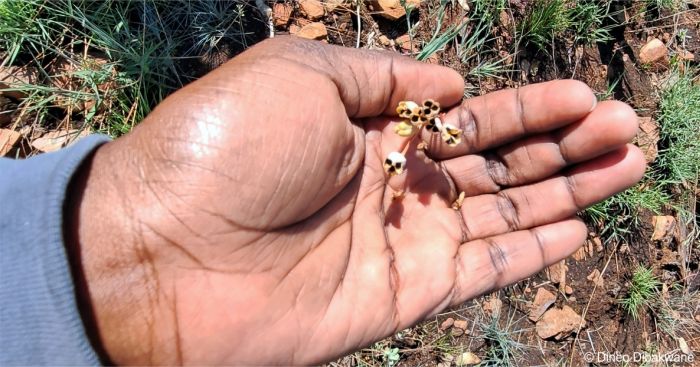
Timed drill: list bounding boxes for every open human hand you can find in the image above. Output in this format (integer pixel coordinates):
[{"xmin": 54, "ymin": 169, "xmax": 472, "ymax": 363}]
[{"xmin": 68, "ymin": 37, "xmax": 646, "ymax": 365}]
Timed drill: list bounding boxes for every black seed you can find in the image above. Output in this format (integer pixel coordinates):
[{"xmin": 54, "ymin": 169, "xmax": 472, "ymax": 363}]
[
  {"xmin": 397, "ymin": 162, "xmax": 404, "ymax": 168},
  {"xmin": 388, "ymin": 166, "xmax": 396, "ymax": 172},
  {"xmin": 424, "ymin": 100, "xmax": 433, "ymax": 107},
  {"xmin": 384, "ymin": 158, "xmax": 392, "ymax": 165},
  {"xmin": 431, "ymin": 105, "xmax": 439, "ymax": 111}
]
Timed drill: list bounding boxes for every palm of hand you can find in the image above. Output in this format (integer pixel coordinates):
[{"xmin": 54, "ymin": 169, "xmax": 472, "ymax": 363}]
[{"xmin": 85, "ymin": 38, "xmax": 645, "ymax": 365}]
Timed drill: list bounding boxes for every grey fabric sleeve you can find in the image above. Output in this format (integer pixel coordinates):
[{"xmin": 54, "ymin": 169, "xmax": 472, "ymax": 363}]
[{"xmin": 1, "ymin": 135, "xmax": 111, "ymax": 366}]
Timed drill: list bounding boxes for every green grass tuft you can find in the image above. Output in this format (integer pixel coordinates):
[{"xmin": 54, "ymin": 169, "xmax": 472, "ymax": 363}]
[
  {"xmin": 585, "ymin": 67, "xmax": 698, "ymax": 245},
  {"xmin": 0, "ymin": 0, "xmax": 255, "ymax": 137},
  {"xmin": 657, "ymin": 70, "xmax": 700, "ymax": 184},
  {"xmin": 516, "ymin": 0, "xmax": 569, "ymax": 52},
  {"xmin": 478, "ymin": 310, "xmax": 525, "ymax": 366},
  {"xmin": 568, "ymin": 0, "xmax": 613, "ymax": 45},
  {"xmin": 585, "ymin": 175, "xmax": 671, "ymax": 244},
  {"xmin": 620, "ymin": 266, "xmax": 661, "ymax": 319},
  {"xmin": 416, "ymin": 3, "xmax": 467, "ymax": 61}
]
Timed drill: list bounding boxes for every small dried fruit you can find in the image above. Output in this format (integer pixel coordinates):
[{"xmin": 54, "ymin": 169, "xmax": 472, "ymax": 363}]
[
  {"xmin": 441, "ymin": 123, "xmax": 462, "ymax": 146},
  {"xmin": 422, "ymin": 99, "xmax": 441, "ymax": 118},
  {"xmin": 396, "ymin": 101, "xmax": 420, "ymax": 118},
  {"xmin": 384, "ymin": 151, "xmax": 407, "ymax": 176},
  {"xmin": 394, "ymin": 120, "xmax": 417, "ymax": 137},
  {"xmin": 425, "ymin": 117, "xmax": 443, "ymax": 133},
  {"xmin": 385, "ymin": 99, "xmax": 449, "ymax": 178}
]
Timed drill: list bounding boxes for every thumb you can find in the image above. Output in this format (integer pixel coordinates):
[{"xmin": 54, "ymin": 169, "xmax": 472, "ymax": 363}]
[{"xmin": 239, "ymin": 36, "xmax": 465, "ymax": 118}]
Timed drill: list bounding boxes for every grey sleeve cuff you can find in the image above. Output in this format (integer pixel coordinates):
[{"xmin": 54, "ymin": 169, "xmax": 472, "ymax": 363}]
[{"xmin": 1, "ymin": 135, "xmax": 111, "ymax": 366}]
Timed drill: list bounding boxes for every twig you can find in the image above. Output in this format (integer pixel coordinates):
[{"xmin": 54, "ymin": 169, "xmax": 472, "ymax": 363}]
[
  {"xmin": 356, "ymin": 1, "xmax": 361, "ymax": 48},
  {"xmin": 254, "ymin": 0, "xmax": 273, "ymax": 38}
]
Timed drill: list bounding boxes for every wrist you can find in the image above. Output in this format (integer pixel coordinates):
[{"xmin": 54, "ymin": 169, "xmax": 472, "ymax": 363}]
[{"xmin": 64, "ymin": 140, "xmax": 169, "ymax": 364}]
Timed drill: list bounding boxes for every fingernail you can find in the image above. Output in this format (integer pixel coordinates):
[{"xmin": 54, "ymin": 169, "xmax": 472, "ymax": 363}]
[{"xmin": 590, "ymin": 95, "xmax": 598, "ymax": 112}]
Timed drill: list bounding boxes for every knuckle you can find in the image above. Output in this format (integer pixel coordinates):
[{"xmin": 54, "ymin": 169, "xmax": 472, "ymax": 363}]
[
  {"xmin": 496, "ymin": 191, "xmax": 520, "ymax": 231},
  {"xmin": 485, "ymin": 239, "xmax": 509, "ymax": 282}
]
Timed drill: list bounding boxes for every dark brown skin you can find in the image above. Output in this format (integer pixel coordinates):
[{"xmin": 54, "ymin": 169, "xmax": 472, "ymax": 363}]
[{"xmin": 66, "ymin": 37, "xmax": 645, "ymax": 365}]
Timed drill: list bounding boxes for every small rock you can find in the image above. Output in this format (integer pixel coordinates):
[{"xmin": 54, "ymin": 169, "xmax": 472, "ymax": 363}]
[
  {"xmin": 451, "ymin": 327, "xmax": 465, "ymax": 337},
  {"xmin": 323, "ymin": 0, "xmax": 345, "ymax": 12},
  {"xmin": 572, "ymin": 246, "xmax": 587, "ymax": 261},
  {"xmin": 678, "ymin": 50, "xmax": 695, "ymax": 61},
  {"xmin": 272, "ymin": 3, "xmax": 293, "ymax": 26},
  {"xmin": 536, "ymin": 305, "xmax": 585, "ymax": 340},
  {"xmin": 529, "ymin": 287, "xmax": 556, "ymax": 322},
  {"xmin": 31, "ymin": 129, "xmax": 89, "ymax": 153},
  {"xmin": 293, "ymin": 22, "xmax": 328, "ymax": 40},
  {"xmin": 636, "ymin": 116, "xmax": 660, "ymax": 163},
  {"xmin": 289, "ymin": 24, "xmax": 301, "ymax": 34},
  {"xmin": 587, "ymin": 269, "xmax": 605, "ymax": 288},
  {"xmin": 453, "ymin": 319, "xmax": 468, "ymax": 331},
  {"xmin": 371, "ymin": 0, "xmax": 421, "ymax": 21},
  {"xmin": 499, "ymin": 10, "xmax": 513, "ymax": 28},
  {"xmin": 0, "ymin": 66, "xmax": 38, "ymax": 100},
  {"xmin": 694, "ymin": 314, "xmax": 700, "ymax": 322},
  {"xmin": 296, "ymin": 17, "xmax": 312, "ymax": 27},
  {"xmin": 565, "ymin": 286, "xmax": 574, "ymax": 295},
  {"xmin": 592, "ymin": 236, "xmax": 603, "ymax": 252},
  {"xmin": 455, "ymin": 352, "xmax": 481, "ymax": 366},
  {"xmin": 652, "ymin": 215, "xmax": 675, "ymax": 241},
  {"xmin": 440, "ymin": 317, "xmax": 455, "ymax": 330},
  {"xmin": 483, "ymin": 296, "xmax": 502, "ymax": 317},
  {"xmin": 547, "ymin": 260, "xmax": 568, "ymax": 293},
  {"xmin": 639, "ymin": 38, "xmax": 668, "ymax": 65},
  {"xmin": 0, "ymin": 128, "xmax": 21, "ymax": 156},
  {"xmin": 547, "ymin": 260, "xmax": 567, "ymax": 285},
  {"xmin": 299, "ymin": 0, "xmax": 325, "ymax": 20}
]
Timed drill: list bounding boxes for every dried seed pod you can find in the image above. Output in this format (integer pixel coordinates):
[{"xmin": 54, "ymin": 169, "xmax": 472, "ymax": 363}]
[
  {"xmin": 425, "ymin": 116, "xmax": 443, "ymax": 133},
  {"xmin": 452, "ymin": 191, "xmax": 466, "ymax": 210},
  {"xmin": 397, "ymin": 101, "xmax": 420, "ymax": 119},
  {"xmin": 408, "ymin": 113, "xmax": 429, "ymax": 128},
  {"xmin": 383, "ymin": 151, "xmax": 407, "ymax": 176},
  {"xmin": 394, "ymin": 121, "xmax": 417, "ymax": 137},
  {"xmin": 422, "ymin": 99, "xmax": 441, "ymax": 118},
  {"xmin": 441, "ymin": 123, "xmax": 462, "ymax": 146}
]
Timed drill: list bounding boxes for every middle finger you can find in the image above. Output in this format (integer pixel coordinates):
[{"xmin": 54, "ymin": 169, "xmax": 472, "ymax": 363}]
[{"xmin": 441, "ymin": 100, "xmax": 640, "ymax": 196}]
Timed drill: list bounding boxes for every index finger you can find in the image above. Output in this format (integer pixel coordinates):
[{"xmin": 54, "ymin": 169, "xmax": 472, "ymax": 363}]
[{"xmin": 425, "ymin": 80, "xmax": 598, "ymax": 159}]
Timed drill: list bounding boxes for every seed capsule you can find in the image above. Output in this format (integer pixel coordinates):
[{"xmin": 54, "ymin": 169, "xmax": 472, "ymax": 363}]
[
  {"xmin": 396, "ymin": 101, "xmax": 421, "ymax": 119},
  {"xmin": 421, "ymin": 99, "xmax": 441, "ymax": 118},
  {"xmin": 425, "ymin": 116, "xmax": 443, "ymax": 133},
  {"xmin": 394, "ymin": 121, "xmax": 417, "ymax": 137},
  {"xmin": 441, "ymin": 123, "xmax": 462, "ymax": 146},
  {"xmin": 383, "ymin": 151, "xmax": 407, "ymax": 176}
]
